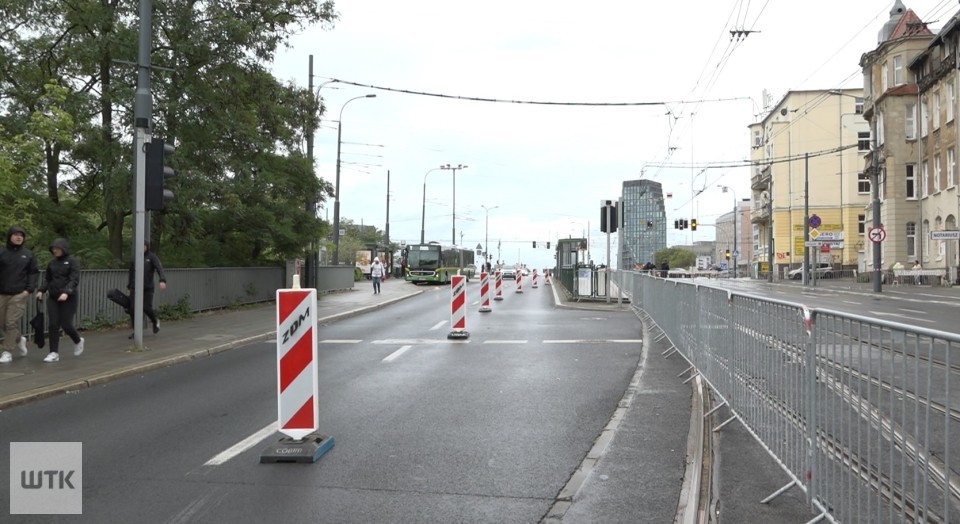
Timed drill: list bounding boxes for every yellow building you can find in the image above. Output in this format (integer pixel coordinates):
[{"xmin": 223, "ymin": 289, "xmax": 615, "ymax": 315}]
[{"xmin": 750, "ymin": 89, "xmax": 871, "ymax": 276}]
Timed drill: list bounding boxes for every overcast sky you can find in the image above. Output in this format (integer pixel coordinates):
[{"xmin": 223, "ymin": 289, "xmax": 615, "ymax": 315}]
[{"xmin": 271, "ymin": 0, "xmax": 954, "ymax": 270}]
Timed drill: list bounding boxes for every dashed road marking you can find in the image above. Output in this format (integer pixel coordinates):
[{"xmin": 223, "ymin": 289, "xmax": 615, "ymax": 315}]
[
  {"xmin": 319, "ymin": 339, "xmax": 362, "ymax": 344},
  {"xmin": 203, "ymin": 422, "xmax": 275, "ymax": 466},
  {"xmin": 429, "ymin": 321, "xmax": 446, "ymax": 331},
  {"xmin": 383, "ymin": 345, "xmax": 413, "ymax": 362}
]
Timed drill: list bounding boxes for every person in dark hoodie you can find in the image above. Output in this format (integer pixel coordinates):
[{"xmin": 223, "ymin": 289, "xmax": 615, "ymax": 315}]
[
  {"xmin": 36, "ymin": 238, "xmax": 83, "ymax": 363},
  {"xmin": 126, "ymin": 241, "xmax": 167, "ymax": 338},
  {"xmin": 0, "ymin": 226, "xmax": 39, "ymax": 363}
]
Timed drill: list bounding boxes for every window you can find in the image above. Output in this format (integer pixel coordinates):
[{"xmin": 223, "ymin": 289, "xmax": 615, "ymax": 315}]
[
  {"xmin": 923, "ymin": 220, "xmax": 930, "ymax": 259},
  {"xmin": 858, "ymin": 214, "xmax": 866, "ymax": 235},
  {"xmin": 921, "ymin": 98, "xmax": 929, "ymax": 137},
  {"xmin": 905, "ymin": 103, "xmax": 916, "ymax": 139},
  {"xmin": 753, "ymin": 129, "xmax": 761, "ymax": 147},
  {"xmin": 882, "ymin": 62, "xmax": 889, "ymax": 92},
  {"xmin": 949, "ymin": 148, "xmax": 956, "ymax": 187},
  {"xmin": 855, "ymin": 97, "xmax": 864, "ymax": 114},
  {"xmin": 906, "ymin": 163, "xmax": 916, "ymax": 199},
  {"xmin": 878, "ymin": 111, "xmax": 885, "ymax": 145},
  {"xmin": 923, "ymin": 161, "xmax": 930, "ymax": 196},
  {"xmin": 906, "ymin": 222, "xmax": 916, "ymax": 258},
  {"xmin": 858, "ymin": 131, "xmax": 871, "ymax": 152},
  {"xmin": 949, "ymin": 84, "xmax": 955, "ymax": 122},
  {"xmin": 893, "ymin": 55, "xmax": 903, "ymax": 85},
  {"xmin": 858, "ymin": 172, "xmax": 871, "ymax": 194},
  {"xmin": 934, "ymin": 90, "xmax": 941, "ymax": 129},
  {"xmin": 935, "ymin": 154, "xmax": 942, "ymax": 192}
]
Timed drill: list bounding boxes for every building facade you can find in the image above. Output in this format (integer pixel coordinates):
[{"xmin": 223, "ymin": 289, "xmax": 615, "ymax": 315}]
[
  {"xmin": 906, "ymin": 9, "xmax": 959, "ymax": 275},
  {"xmin": 715, "ymin": 200, "xmax": 752, "ymax": 273},
  {"xmin": 859, "ymin": 0, "xmax": 935, "ymax": 274},
  {"xmin": 620, "ymin": 179, "xmax": 667, "ymax": 270}
]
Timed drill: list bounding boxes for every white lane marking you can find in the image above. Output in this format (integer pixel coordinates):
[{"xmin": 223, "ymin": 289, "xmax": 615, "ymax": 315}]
[
  {"xmin": 842, "ymin": 300, "xmax": 861, "ymax": 305},
  {"xmin": 383, "ymin": 345, "xmax": 413, "ymax": 362},
  {"xmin": 374, "ymin": 338, "xmax": 460, "ymax": 345},
  {"xmin": 429, "ymin": 321, "xmax": 447, "ymax": 331},
  {"xmin": 483, "ymin": 340, "xmax": 528, "ymax": 344},
  {"xmin": 319, "ymin": 339, "xmax": 362, "ymax": 344},
  {"xmin": 868, "ymin": 311, "xmax": 937, "ymax": 324},
  {"xmin": 543, "ymin": 339, "xmax": 643, "ymax": 344},
  {"xmin": 899, "ymin": 308, "xmax": 925, "ymax": 314},
  {"xmin": 204, "ymin": 422, "xmax": 276, "ymax": 466}
]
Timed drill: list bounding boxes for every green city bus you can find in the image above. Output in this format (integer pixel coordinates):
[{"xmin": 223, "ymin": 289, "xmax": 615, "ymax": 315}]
[{"xmin": 402, "ymin": 242, "xmax": 475, "ymax": 284}]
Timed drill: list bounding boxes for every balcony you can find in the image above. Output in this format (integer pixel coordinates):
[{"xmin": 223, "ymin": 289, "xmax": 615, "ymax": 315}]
[
  {"xmin": 751, "ymin": 206, "xmax": 770, "ymax": 223},
  {"xmin": 751, "ymin": 169, "xmax": 771, "ymax": 191}
]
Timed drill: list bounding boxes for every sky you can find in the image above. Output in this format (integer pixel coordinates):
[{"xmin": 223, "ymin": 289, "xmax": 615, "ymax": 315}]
[{"xmin": 270, "ymin": 0, "xmax": 956, "ymax": 270}]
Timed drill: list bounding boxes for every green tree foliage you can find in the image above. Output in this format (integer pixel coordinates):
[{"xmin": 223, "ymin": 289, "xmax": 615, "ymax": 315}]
[
  {"xmin": 654, "ymin": 247, "xmax": 696, "ymax": 269},
  {"xmin": 0, "ymin": 0, "xmax": 338, "ymax": 268}
]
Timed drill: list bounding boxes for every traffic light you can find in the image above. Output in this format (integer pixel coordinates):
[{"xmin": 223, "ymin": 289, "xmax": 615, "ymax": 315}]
[
  {"xmin": 533, "ymin": 241, "xmax": 537, "ymax": 248},
  {"xmin": 546, "ymin": 242, "xmax": 550, "ymax": 249},
  {"xmin": 145, "ymin": 137, "xmax": 175, "ymax": 210},
  {"xmin": 682, "ymin": 219, "xmax": 689, "ymax": 229},
  {"xmin": 691, "ymin": 219, "xmax": 697, "ymax": 231},
  {"xmin": 674, "ymin": 219, "xmax": 679, "ymax": 229},
  {"xmin": 725, "ymin": 249, "xmax": 731, "ymax": 260},
  {"xmin": 600, "ymin": 200, "xmax": 618, "ymax": 233}
]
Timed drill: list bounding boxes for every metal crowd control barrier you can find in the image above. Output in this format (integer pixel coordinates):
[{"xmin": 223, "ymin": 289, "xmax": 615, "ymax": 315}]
[{"xmin": 621, "ymin": 271, "xmax": 959, "ymax": 523}]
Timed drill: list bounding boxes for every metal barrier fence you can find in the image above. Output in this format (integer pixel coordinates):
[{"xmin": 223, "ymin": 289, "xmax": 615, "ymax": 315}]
[
  {"xmin": 9, "ymin": 265, "xmax": 355, "ymax": 338},
  {"xmin": 621, "ymin": 271, "xmax": 960, "ymax": 523}
]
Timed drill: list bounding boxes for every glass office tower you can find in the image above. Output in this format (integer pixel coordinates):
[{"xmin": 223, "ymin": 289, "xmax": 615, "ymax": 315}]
[{"xmin": 620, "ymin": 180, "xmax": 666, "ymax": 269}]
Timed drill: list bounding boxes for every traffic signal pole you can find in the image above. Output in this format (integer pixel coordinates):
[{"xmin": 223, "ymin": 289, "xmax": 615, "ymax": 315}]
[{"xmin": 131, "ymin": 0, "xmax": 152, "ymax": 350}]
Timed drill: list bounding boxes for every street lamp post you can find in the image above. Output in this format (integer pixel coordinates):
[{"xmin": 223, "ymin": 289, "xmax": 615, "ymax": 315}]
[
  {"xmin": 332, "ymin": 93, "xmax": 376, "ymax": 265},
  {"xmin": 720, "ymin": 186, "xmax": 738, "ymax": 278},
  {"xmin": 481, "ymin": 204, "xmax": 499, "ymax": 265},
  {"xmin": 441, "ymin": 163, "xmax": 468, "ymax": 246},
  {"xmin": 421, "ymin": 166, "xmax": 443, "ymax": 244},
  {"xmin": 304, "ymin": 57, "xmax": 338, "ymax": 288}
]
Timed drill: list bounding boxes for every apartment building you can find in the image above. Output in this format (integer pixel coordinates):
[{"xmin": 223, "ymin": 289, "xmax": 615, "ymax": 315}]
[
  {"xmin": 905, "ymin": 11, "xmax": 960, "ymax": 277},
  {"xmin": 749, "ymin": 89, "xmax": 871, "ymax": 276},
  {"xmin": 715, "ymin": 200, "xmax": 752, "ymax": 274},
  {"xmin": 860, "ymin": 0, "xmax": 936, "ymax": 273}
]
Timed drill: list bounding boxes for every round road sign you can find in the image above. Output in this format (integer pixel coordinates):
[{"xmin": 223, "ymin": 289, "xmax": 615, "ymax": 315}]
[{"xmin": 868, "ymin": 226, "xmax": 887, "ymax": 243}]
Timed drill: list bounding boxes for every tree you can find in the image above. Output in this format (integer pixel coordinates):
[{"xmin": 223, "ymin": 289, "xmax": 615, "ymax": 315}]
[
  {"xmin": 0, "ymin": 0, "xmax": 338, "ymax": 267},
  {"xmin": 654, "ymin": 247, "xmax": 696, "ymax": 269}
]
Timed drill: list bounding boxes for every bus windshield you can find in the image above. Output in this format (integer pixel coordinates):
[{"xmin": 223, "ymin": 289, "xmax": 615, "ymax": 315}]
[{"xmin": 407, "ymin": 246, "xmax": 441, "ymax": 269}]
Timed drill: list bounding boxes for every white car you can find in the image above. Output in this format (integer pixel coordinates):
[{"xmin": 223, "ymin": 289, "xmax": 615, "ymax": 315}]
[
  {"xmin": 788, "ymin": 263, "xmax": 833, "ymax": 280},
  {"xmin": 500, "ymin": 268, "xmax": 517, "ymax": 280}
]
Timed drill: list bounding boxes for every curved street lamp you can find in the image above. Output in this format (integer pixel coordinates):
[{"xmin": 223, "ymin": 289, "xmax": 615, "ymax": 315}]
[{"xmin": 332, "ymin": 93, "xmax": 377, "ymax": 265}]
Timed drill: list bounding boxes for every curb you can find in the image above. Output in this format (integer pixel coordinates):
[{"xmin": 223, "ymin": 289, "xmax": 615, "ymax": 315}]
[{"xmin": 0, "ymin": 289, "xmax": 424, "ymax": 411}]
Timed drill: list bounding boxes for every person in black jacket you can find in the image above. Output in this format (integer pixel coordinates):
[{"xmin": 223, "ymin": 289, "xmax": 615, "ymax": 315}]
[
  {"xmin": 127, "ymin": 242, "xmax": 167, "ymax": 338},
  {"xmin": 36, "ymin": 238, "xmax": 83, "ymax": 363},
  {"xmin": 0, "ymin": 226, "xmax": 39, "ymax": 363}
]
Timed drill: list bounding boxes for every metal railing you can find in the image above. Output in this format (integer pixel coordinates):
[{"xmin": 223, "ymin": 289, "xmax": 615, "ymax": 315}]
[{"xmin": 620, "ymin": 271, "xmax": 959, "ymax": 523}]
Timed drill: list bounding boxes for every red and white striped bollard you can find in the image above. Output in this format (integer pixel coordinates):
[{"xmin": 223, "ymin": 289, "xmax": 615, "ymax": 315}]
[{"xmin": 448, "ymin": 275, "xmax": 469, "ymax": 339}]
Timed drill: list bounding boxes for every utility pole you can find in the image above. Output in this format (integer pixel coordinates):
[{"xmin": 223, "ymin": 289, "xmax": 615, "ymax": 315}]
[
  {"xmin": 305, "ymin": 55, "xmax": 316, "ymax": 288},
  {"xmin": 385, "ymin": 169, "xmax": 390, "ymax": 273}
]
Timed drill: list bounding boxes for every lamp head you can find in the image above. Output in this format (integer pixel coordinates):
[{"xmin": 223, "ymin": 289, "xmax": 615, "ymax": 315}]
[{"xmin": 365, "ymin": 94, "xmax": 377, "ymax": 98}]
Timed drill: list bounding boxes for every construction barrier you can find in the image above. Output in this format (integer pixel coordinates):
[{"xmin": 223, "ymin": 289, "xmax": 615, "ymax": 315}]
[
  {"xmin": 479, "ymin": 272, "xmax": 491, "ymax": 312},
  {"xmin": 515, "ymin": 272, "xmax": 523, "ymax": 294},
  {"xmin": 448, "ymin": 275, "xmax": 469, "ymax": 339},
  {"xmin": 494, "ymin": 270, "xmax": 504, "ymax": 301},
  {"xmin": 532, "ymin": 269, "xmax": 539, "ymax": 288}
]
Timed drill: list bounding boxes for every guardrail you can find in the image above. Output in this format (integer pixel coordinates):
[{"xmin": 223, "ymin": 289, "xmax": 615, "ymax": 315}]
[{"xmin": 619, "ymin": 271, "xmax": 960, "ymax": 523}]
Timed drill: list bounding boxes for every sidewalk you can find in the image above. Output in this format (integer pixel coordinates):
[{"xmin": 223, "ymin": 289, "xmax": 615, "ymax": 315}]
[{"xmin": 0, "ymin": 276, "xmax": 424, "ymax": 410}]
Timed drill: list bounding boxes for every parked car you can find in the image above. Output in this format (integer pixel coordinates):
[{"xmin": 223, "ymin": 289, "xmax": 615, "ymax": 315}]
[{"xmin": 788, "ymin": 263, "xmax": 833, "ymax": 280}]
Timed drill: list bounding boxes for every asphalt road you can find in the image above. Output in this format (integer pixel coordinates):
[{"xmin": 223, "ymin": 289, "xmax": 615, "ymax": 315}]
[{"xmin": 1, "ymin": 284, "xmax": 652, "ymax": 522}]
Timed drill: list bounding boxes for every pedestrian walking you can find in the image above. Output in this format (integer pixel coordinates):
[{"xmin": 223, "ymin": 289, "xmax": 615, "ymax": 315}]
[
  {"xmin": 127, "ymin": 242, "xmax": 167, "ymax": 338},
  {"xmin": 36, "ymin": 238, "xmax": 83, "ymax": 362},
  {"xmin": 660, "ymin": 260, "xmax": 669, "ymax": 278},
  {"xmin": 0, "ymin": 226, "xmax": 39, "ymax": 363},
  {"xmin": 370, "ymin": 257, "xmax": 384, "ymax": 294}
]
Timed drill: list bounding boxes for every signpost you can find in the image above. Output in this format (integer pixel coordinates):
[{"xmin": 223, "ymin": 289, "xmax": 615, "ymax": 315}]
[{"xmin": 930, "ymin": 230, "xmax": 960, "ymax": 240}]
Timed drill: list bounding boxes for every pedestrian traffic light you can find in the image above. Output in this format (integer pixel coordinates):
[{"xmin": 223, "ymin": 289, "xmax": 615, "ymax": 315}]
[
  {"xmin": 533, "ymin": 241, "xmax": 537, "ymax": 248},
  {"xmin": 145, "ymin": 137, "xmax": 175, "ymax": 210},
  {"xmin": 600, "ymin": 200, "xmax": 618, "ymax": 233},
  {"xmin": 691, "ymin": 219, "xmax": 697, "ymax": 231}
]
